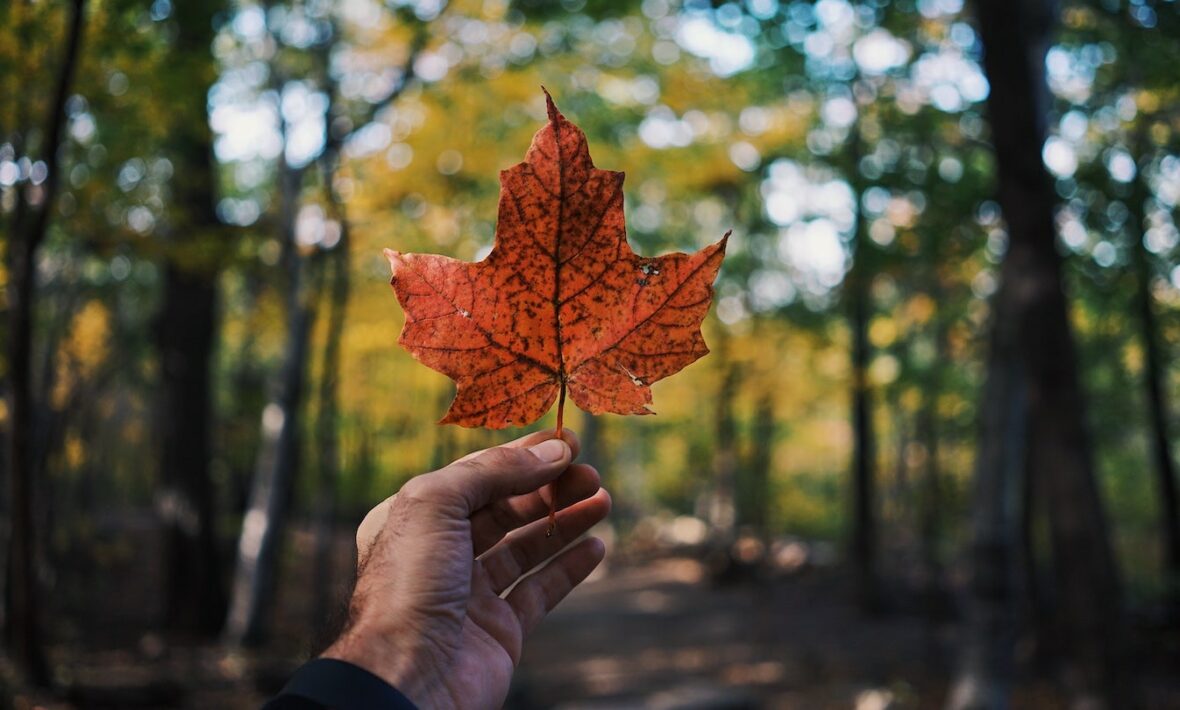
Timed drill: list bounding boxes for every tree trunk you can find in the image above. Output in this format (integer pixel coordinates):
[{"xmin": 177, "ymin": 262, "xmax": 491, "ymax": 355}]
[
  {"xmin": 706, "ymin": 351, "xmax": 745, "ymax": 582},
  {"xmin": 951, "ymin": 0, "xmax": 1125, "ymax": 705},
  {"xmin": 917, "ymin": 272, "xmax": 946, "ymax": 609},
  {"xmin": 3, "ymin": 0, "xmax": 86, "ymax": 687},
  {"xmin": 578, "ymin": 410, "xmax": 602, "ymax": 470},
  {"xmin": 306, "ymin": 24, "xmax": 427, "ymax": 622},
  {"xmin": 848, "ymin": 128, "xmax": 880, "ymax": 614},
  {"xmin": 948, "ymin": 264, "xmax": 1030, "ymax": 710},
  {"xmin": 310, "ymin": 191, "xmax": 350, "ymax": 626},
  {"xmin": 708, "ymin": 354, "xmax": 740, "ymax": 539},
  {"xmin": 223, "ymin": 159, "xmax": 317, "ymax": 647},
  {"xmin": 310, "ymin": 248, "xmax": 345, "ymax": 626},
  {"xmin": 889, "ymin": 386, "xmax": 911, "ymax": 529},
  {"xmin": 226, "ymin": 272, "xmax": 268, "ymax": 514},
  {"xmin": 1128, "ymin": 153, "xmax": 1180, "ymax": 609},
  {"xmin": 157, "ymin": 266, "xmax": 224, "ymax": 633},
  {"xmin": 3, "ymin": 193, "xmax": 52, "ymax": 690},
  {"xmin": 746, "ymin": 390, "xmax": 775, "ymax": 537},
  {"xmin": 155, "ymin": 0, "xmax": 228, "ymax": 636}
]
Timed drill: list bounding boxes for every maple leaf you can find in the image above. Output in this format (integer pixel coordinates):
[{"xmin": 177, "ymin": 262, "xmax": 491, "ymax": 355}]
[{"xmin": 385, "ymin": 90, "xmax": 728, "ymax": 430}]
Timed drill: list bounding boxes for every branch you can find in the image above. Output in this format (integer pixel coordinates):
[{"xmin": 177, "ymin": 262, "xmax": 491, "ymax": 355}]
[
  {"xmin": 325, "ymin": 6, "xmax": 441, "ymax": 163},
  {"xmin": 25, "ymin": 0, "xmax": 87, "ymax": 253}
]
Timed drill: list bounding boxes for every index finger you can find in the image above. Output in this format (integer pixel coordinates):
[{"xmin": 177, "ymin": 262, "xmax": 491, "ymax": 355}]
[
  {"xmin": 454, "ymin": 427, "xmax": 581, "ymax": 465},
  {"xmin": 355, "ymin": 428, "xmax": 582, "ymax": 558}
]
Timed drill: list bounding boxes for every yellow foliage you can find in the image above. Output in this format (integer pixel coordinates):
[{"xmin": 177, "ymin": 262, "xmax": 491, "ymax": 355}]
[
  {"xmin": 53, "ymin": 300, "xmax": 112, "ymax": 409},
  {"xmin": 905, "ymin": 293, "xmax": 935, "ymax": 327},
  {"xmin": 1122, "ymin": 342, "xmax": 1144, "ymax": 376},
  {"xmin": 869, "ymin": 354, "xmax": 900, "ymax": 386},
  {"xmin": 868, "ymin": 316, "xmax": 897, "ymax": 349},
  {"xmin": 900, "ymin": 387, "xmax": 921, "ymax": 412},
  {"xmin": 1137, "ymin": 90, "xmax": 1161, "ymax": 115},
  {"xmin": 65, "ymin": 432, "xmax": 85, "ymax": 471}
]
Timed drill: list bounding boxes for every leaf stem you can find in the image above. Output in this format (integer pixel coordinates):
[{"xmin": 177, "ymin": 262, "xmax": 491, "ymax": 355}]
[
  {"xmin": 547, "ymin": 381, "xmax": 567, "ymax": 537},
  {"xmin": 555, "ymin": 380, "xmax": 566, "ymax": 440}
]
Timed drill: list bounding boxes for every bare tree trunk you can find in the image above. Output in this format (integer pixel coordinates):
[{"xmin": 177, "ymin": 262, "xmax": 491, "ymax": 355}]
[
  {"xmin": 849, "ymin": 258, "xmax": 879, "ymax": 612},
  {"xmin": 157, "ymin": 265, "xmax": 224, "ymax": 633},
  {"xmin": 1127, "ymin": 150, "xmax": 1180, "ymax": 609},
  {"xmin": 747, "ymin": 390, "xmax": 775, "ymax": 537},
  {"xmin": 709, "ymin": 353, "xmax": 740, "ymax": 540},
  {"xmin": 1018, "ymin": 432, "xmax": 1048, "ymax": 663},
  {"xmin": 310, "ymin": 238, "xmax": 347, "ymax": 625},
  {"xmin": 226, "ymin": 273, "xmax": 267, "ymax": 512},
  {"xmin": 848, "ymin": 127, "xmax": 880, "ymax": 613},
  {"xmin": 951, "ymin": 0, "xmax": 1125, "ymax": 705},
  {"xmin": 578, "ymin": 410, "xmax": 602, "ymax": 470},
  {"xmin": 889, "ymin": 386, "xmax": 911, "ymax": 529},
  {"xmin": 155, "ymin": 0, "xmax": 227, "ymax": 635},
  {"xmin": 918, "ymin": 269, "xmax": 946, "ymax": 610},
  {"xmin": 223, "ymin": 159, "xmax": 317, "ymax": 646},
  {"xmin": 33, "ymin": 279, "xmax": 81, "ymax": 479},
  {"xmin": 3, "ymin": 0, "xmax": 86, "ymax": 686},
  {"xmin": 949, "ymin": 268, "xmax": 1030, "ymax": 710},
  {"xmin": 310, "ymin": 93, "xmax": 352, "ymax": 622},
  {"xmin": 707, "ymin": 349, "xmax": 744, "ymax": 582}
]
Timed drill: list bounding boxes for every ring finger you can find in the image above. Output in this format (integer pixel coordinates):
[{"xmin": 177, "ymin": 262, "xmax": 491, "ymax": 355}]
[{"xmin": 479, "ymin": 488, "xmax": 611, "ymax": 595}]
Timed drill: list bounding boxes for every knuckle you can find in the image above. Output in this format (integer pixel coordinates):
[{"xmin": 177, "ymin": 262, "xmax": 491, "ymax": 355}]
[
  {"xmin": 399, "ymin": 471, "xmax": 470, "ymax": 514},
  {"xmin": 397, "ymin": 474, "xmax": 435, "ymax": 501},
  {"xmin": 392, "ymin": 475, "xmax": 452, "ymax": 515},
  {"xmin": 453, "ymin": 454, "xmax": 491, "ymax": 479},
  {"xmin": 474, "ymin": 445, "xmax": 532, "ymax": 472}
]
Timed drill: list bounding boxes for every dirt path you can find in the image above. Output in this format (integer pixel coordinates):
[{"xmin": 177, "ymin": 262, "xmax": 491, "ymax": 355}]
[
  {"xmin": 26, "ymin": 526, "xmax": 1178, "ymax": 709},
  {"xmin": 512, "ymin": 557, "xmax": 955, "ymax": 710}
]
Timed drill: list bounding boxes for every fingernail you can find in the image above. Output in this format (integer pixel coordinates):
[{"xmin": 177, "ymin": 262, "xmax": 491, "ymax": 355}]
[{"xmin": 528, "ymin": 439, "xmax": 567, "ymax": 463}]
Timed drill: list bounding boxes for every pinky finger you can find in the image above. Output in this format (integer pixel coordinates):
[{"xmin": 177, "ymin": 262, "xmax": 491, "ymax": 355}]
[{"xmin": 505, "ymin": 536, "xmax": 606, "ymax": 636}]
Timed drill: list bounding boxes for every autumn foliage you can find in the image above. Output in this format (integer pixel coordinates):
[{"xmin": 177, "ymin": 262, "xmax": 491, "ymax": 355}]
[{"xmin": 385, "ymin": 91, "xmax": 728, "ymax": 429}]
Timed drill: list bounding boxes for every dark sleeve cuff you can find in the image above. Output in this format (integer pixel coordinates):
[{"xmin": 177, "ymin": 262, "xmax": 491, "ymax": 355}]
[{"xmin": 262, "ymin": 657, "xmax": 418, "ymax": 710}]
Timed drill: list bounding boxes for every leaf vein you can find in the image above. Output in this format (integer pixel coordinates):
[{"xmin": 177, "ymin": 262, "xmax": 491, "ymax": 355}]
[{"xmin": 569, "ymin": 249, "xmax": 719, "ymax": 376}]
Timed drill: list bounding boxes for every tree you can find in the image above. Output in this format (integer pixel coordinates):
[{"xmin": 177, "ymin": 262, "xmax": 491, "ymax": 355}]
[
  {"xmin": 1127, "ymin": 125, "xmax": 1180, "ymax": 608},
  {"xmin": 710, "ymin": 350, "xmax": 740, "ymax": 541},
  {"xmin": 310, "ymin": 23, "xmax": 354, "ymax": 626},
  {"xmin": 951, "ymin": 0, "xmax": 1125, "ymax": 706},
  {"xmin": 916, "ymin": 220, "xmax": 949, "ymax": 611},
  {"xmin": 2, "ymin": 0, "xmax": 87, "ymax": 687},
  {"xmin": 155, "ymin": 0, "xmax": 229, "ymax": 636},
  {"xmin": 223, "ymin": 3, "xmax": 430, "ymax": 645},
  {"xmin": 223, "ymin": 129, "xmax": 318, "ymax": 645},
  {"xmin": 846, "ymin": 118, "xmax": 880, "ymax": 613},
  {"xmin": 1068, "ymin": 0, "xmax": 1180, "ymax": 612},
  {"xmin": 745, "ymin": 388, "xmax": 776, "ymax": 536}
]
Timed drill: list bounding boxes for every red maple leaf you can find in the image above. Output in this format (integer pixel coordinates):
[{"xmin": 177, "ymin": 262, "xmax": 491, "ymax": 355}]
[{"xmin": 385, "ymin": 90, "xmax": 728, "ymax": 430}]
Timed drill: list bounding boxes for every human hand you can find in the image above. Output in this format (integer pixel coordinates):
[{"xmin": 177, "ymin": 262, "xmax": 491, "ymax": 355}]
[{"xmin": 322, "ymin": 428, "xmax": 610, "ymax": 709}]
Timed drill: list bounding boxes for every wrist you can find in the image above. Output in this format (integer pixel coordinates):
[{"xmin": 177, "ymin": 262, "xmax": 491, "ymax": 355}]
[{"xmin": 321, "ymin": 621, "xmax": 446, "ymax": 708}]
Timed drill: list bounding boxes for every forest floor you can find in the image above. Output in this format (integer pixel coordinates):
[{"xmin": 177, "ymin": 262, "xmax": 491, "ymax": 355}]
[{"xmin": 11, "ymin": 522, "xmax": 1180, "ymax": 709}]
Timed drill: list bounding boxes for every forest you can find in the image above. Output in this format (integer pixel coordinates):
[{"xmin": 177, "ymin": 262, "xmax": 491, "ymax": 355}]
[{"xmin": 2, "ymin": 0, "xmax": 1179, "ymax": 707}]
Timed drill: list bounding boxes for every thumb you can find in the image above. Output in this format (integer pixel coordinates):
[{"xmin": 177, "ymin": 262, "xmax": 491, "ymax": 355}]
[{"xmin": 424, "ymin": 438, "xmax": 572, "ymax": 517}]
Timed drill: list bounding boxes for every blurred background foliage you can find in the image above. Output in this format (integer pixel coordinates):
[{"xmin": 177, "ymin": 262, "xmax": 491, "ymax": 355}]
[{"xmin": 2, "ymin": 0, "xmax": 1180, "ymax": 706}]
